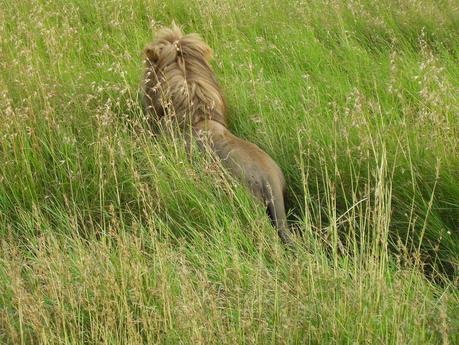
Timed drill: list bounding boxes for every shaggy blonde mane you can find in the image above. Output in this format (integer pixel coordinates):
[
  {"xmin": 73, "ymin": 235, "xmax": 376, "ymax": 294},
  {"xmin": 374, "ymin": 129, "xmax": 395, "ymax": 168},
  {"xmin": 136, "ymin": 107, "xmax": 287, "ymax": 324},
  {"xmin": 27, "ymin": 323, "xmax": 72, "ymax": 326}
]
[{"xmin": 142, "ymin": 25, "xmax": 227, "ymax": 128}]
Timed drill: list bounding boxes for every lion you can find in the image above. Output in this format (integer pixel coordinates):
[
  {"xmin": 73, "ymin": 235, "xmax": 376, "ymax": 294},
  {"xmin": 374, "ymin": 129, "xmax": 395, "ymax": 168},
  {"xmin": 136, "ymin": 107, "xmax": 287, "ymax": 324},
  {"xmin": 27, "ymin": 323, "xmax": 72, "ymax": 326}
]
[{"xmin": 141, "ymin": 25, "xmax": 292, "ymax": 245}]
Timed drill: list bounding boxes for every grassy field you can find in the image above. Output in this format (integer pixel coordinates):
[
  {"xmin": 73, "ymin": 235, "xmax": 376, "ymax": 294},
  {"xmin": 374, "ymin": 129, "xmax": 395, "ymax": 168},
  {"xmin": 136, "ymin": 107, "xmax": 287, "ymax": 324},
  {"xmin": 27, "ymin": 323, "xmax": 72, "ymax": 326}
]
[{"xmin": 0, "ymin": 0, "xmax": 458, "ymax": 343}]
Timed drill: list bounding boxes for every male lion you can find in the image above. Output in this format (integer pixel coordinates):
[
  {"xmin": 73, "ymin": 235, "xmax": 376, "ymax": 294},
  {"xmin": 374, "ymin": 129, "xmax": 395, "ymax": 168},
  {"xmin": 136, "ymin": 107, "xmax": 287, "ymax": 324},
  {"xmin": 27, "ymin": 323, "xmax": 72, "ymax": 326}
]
[{"xmin": 142, "ymin": 25, "xmax": 292, "ymax": 245}]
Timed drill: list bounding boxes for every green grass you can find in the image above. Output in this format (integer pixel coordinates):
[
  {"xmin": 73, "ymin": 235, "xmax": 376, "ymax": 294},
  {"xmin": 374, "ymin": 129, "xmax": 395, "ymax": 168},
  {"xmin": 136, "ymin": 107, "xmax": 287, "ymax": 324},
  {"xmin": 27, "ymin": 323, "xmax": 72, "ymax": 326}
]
[{"xmin": 0, "ymin": 0, "xmax": 458, "ymax": 343}]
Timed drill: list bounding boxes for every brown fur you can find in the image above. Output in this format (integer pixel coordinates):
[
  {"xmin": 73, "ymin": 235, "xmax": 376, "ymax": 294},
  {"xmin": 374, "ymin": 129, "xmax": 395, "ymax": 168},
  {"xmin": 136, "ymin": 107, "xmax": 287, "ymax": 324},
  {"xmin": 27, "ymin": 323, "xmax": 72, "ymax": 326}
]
[
  {"xmin": 141, "ymin": 25, "xmax": 291, "ymax": 245},
  {"xmin": 194, "ymin": 120, "xmax": 291, "ymax": 245}
]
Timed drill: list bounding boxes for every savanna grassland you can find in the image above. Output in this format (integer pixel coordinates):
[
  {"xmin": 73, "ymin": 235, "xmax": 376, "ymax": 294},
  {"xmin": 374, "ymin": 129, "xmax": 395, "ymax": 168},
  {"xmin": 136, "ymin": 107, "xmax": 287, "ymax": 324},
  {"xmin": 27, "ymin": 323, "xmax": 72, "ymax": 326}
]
[{"xmin": 0, "ymin": 0, "xmax": 458, "ymax": 344}]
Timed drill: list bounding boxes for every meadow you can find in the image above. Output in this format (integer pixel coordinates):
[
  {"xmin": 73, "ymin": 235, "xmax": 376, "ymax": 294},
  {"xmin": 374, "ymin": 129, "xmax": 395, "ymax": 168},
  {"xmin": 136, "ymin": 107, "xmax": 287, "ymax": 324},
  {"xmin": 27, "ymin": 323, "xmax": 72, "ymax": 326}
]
[{"xmin": 0, "ymin": 0, "xmax": 458, "ymax": 343}]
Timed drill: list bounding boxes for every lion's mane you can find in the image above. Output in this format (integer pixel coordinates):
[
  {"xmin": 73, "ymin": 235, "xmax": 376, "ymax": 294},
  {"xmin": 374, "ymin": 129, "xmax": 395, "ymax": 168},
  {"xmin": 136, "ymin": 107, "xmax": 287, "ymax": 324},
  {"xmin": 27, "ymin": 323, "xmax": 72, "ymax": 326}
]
[{"xmin": 142, "ymin": 24, "xmax": 226, "ymax": 128}]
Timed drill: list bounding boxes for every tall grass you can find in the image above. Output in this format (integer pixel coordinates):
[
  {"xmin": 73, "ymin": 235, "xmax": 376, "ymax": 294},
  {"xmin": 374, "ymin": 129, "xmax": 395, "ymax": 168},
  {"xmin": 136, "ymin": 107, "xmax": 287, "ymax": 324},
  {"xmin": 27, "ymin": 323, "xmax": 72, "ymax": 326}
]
[{"xmin": 0, "ymin": 0, "xmax": 458, "ymax": 343}]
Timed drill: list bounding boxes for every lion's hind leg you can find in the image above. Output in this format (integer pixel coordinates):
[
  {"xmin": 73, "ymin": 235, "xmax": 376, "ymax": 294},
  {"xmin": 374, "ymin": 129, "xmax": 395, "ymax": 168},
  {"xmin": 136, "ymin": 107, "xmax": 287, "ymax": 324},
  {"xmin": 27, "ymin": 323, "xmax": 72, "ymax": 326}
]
[{"xmin": 264, "ymin": 181, "xmax": 292, "ymax": 246}]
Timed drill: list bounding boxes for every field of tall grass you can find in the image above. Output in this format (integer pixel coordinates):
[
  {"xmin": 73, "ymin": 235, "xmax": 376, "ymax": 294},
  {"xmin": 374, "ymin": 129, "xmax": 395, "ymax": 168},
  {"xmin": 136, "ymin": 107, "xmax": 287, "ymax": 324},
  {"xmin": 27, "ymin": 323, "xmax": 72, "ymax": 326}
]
[{"xmin": 0, "ymin": 0, "xmax": 458, "ymax": 343}]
